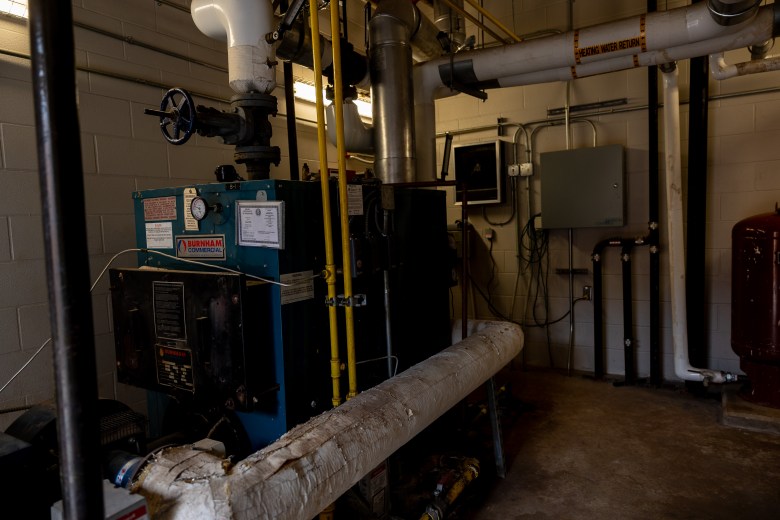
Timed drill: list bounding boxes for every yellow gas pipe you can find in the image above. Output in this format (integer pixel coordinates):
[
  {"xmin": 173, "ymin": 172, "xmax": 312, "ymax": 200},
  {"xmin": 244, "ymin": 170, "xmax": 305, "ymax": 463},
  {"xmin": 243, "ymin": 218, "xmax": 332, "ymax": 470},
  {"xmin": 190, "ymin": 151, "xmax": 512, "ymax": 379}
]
[
  {"xmin": 309, "ymin": 0, "xmax": 342, "ymax": 409},
  {"xmin": 329, "ymin": 0, "xmax": 359, "ymax": 400}
]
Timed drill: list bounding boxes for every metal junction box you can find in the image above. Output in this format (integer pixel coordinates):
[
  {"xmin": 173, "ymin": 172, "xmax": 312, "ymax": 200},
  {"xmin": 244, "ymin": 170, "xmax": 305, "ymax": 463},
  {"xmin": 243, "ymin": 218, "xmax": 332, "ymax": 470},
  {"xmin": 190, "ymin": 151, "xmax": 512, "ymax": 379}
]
[{"xmin": 540, "ymin": 144, "xmax": 625, "ymax": 229}]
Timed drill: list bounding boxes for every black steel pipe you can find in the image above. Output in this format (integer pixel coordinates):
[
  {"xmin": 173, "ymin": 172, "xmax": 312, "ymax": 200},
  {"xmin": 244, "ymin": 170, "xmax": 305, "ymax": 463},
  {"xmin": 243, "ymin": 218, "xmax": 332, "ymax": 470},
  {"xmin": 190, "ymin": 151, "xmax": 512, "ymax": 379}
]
[
  {"xmin": 591, "ymin": 238, "xmax": 624, "ymax": 379},
  {"xmin": 461, "ymin": 184, "xmax": 469, "ymax": 342},
  {"xmin": 687, "ymin": 2, "xmax": 710, "ymax": 372},
  {"xmin": 648, "ymin": 0, "xmax": 662, "ymax": 387},
  {"xmin": 28, "ymin": 1, "xmax": 104, "ymax": 518},
  {"xmin": 621, "ymin": 244, "xmax": 636, "ymax": 385},
  {"xmin": 280, "ymin": 0, "xmax": 300, "ymax": 180}
]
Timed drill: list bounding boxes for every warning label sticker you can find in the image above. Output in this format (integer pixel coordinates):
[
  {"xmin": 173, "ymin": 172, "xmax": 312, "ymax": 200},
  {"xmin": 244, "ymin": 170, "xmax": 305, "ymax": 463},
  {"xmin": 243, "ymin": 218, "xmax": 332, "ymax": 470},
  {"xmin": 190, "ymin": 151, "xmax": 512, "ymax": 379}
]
[
  {"xmin": 281, "ymin": 270, "xmax": 315, "ymax": 305},
  {"xmin": 145, "ymin": 222, "xmax": 173, "ymax": 249},
  {"xmin": 347, "ymin": 184, "xmax": 364, "ymax": 215},
  {"xmin": 153, "ymin": 281, "xmax": 186, "ymax": 340},
  {"xmin": 155, "ymin": 344, "xmax": 194, "ymax": 392},
  {"xmin": 176, "ymin": 235, "xmax": 226, "ymax": 260},
  {"xmin": 143, "ymin": 196, "xmax": 177, "ymax": 221}
]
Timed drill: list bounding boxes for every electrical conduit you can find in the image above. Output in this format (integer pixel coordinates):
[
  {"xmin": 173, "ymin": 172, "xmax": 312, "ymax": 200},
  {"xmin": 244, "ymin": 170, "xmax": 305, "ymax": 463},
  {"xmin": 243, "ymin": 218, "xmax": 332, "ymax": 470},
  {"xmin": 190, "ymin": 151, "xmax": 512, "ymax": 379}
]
[
  {"xmin": 330, "ymin": 0, "xmax": 359, "ymax": 399},
  {"xmin": 309, "ymin": 0, "xmax": 341, "ymax": 408},
  {"xmin": 660, "ymin": 63, "xmax": 736, "ymax": 384}
]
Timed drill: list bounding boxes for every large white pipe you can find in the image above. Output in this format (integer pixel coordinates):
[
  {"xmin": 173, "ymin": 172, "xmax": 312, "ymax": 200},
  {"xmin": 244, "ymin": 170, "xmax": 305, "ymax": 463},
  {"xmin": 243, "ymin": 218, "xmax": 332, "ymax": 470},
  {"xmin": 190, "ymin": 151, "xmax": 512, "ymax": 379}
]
[
  {"xmin": 413, "ymin": 2, "xmax": 776, "ymax": 176},
  {"xmin": 709, "ymin": 51, "xmax": 780, "ymax": 79},
  {"xmin": 498, "ymin": 7, "xmax": 775, "ymax": 87},
  {"xmin": 191, "ymin": 0, "xmax": 276, "ymax": 94},
  {"xmin": 661, "ymin": 65, "xmax": 736, "ymax": 385},
  {"xmin": 134, "ymin": 321, "xmax": 523, "ymax": 519}
]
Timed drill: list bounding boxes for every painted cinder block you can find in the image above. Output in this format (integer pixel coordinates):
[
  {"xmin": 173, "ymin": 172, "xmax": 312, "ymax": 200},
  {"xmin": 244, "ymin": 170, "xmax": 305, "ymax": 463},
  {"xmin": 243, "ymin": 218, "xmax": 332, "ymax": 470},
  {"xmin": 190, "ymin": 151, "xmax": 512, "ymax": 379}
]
[
  {"xmin": 0, "ymin": 306, "xmax": 20, "ymax": 355},
  {"xmin": 95, "ymin": 134, "xmax": 167, "ymax": 177},
  {"xmin": 9, "ymin": 215, "xmax": 44, "ymax": 260},
  {"xmin": 1, "ymin": 123, "xmax": 37, "ymax": 170}
]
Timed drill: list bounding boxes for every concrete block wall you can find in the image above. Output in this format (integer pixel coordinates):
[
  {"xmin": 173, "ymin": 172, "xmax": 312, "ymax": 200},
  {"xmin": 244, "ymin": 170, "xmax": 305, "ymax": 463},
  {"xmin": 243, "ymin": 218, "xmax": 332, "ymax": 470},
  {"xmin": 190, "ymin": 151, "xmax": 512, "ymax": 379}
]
[
  {"xmin": 0, "ymin": 0, "xmax": 355, "ymax": 431},
  {"xmin": 439, "ymin": 0, "xmax": 780, "ymax": 381}
]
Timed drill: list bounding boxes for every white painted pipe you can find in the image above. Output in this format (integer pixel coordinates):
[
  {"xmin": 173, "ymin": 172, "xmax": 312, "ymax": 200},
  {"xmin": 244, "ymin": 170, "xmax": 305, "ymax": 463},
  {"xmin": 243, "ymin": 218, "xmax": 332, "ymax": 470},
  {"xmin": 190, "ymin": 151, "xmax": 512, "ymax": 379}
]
[
  {"xmin": 191, "ymin": 0, "xmax": 276, "ymax": 94},
  {"xmin": 134, "ymin": 321, "xmax": 522, "ymax": 519},
  {"xmin": 709, "ymin": 51, "xmax": 780, "ymax": 79},
  {"xmin": 498, "ymin": 7, "xmax": 774, "ymax": 88},
  {"xmin": 661, "ymin": 66, "xmax": 735, "ymax": 385},
  {"xmin": 325, "ymin": 100, "xmax": 374, "ymax": 153},
  {"xmin": 413, "ymin": 2, "xmax": 775, "ymax": 176}
]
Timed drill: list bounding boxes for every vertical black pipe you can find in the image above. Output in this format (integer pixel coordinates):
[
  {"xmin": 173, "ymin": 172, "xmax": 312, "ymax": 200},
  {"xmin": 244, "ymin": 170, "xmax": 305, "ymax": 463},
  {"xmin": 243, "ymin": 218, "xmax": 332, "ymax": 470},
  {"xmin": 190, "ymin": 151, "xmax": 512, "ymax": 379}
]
[
  {"xmin": 648, "ymin": 0, "xmax": 662, "ymax": 387},
  {"xmin": 28, "ymin": 1, "xmax": 103, "ymax": 518},
  {"xmin": 621, "ymin": 245, "xmax": 636, "ymax": 385},
  {"xmin": 687, "ymin": 1, "xmax": 709, "ymax": 371},
  {"xmin": 592, "ymin": 251, "xmax": 604, "ymax": 379},
  {"xmin": 280, "ymin": 0, "xmax": 300, "ymax": 180},
  {"xmin": 461, "ymin": 184, "xmax": 469, "ymax": 342}
]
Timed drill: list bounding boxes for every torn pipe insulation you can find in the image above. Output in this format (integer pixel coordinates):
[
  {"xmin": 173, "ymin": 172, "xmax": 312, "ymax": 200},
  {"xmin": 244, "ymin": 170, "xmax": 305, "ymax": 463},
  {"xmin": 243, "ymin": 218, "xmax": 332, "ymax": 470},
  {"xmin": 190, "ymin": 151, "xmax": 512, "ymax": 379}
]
[
  {"xmin": 709, "ymin": 51, "xmax": 780, "ymax": 79},
  {"xmin": 134, "ymin": 321, "xmax": 523, "ymax": 520},
  {"xmin": 660, "ymin": 64, "xmax": 736, "ymax": 385},
  {"xmin": 413, "ymin": 1, "xmax": 779, "ymax": 178},
  {"xmin": 191, "ymin": 0, "xmax": 277, "ymax": 94}
]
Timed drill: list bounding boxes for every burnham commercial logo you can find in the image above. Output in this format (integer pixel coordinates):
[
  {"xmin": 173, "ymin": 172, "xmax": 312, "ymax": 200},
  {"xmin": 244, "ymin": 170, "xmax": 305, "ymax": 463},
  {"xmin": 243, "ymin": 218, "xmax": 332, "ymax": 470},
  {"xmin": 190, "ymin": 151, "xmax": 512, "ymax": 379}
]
[{"xmin": 175, "ymin": 234, "xmax": 226, "ymax": 260}]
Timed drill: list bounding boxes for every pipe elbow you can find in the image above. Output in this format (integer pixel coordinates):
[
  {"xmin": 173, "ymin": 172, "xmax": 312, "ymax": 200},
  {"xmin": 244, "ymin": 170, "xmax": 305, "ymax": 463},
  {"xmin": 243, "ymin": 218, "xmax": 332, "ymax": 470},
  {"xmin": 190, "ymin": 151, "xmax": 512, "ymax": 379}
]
[{"xmin": 706, "ymin": 0, "xmax": 762, "ymax": 27}]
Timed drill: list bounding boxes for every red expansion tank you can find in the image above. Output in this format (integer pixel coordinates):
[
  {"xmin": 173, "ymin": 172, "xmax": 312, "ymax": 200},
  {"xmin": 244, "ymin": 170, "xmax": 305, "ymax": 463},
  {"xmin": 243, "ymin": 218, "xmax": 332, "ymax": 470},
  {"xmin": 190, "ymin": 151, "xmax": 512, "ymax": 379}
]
[{"xmin": 731, "ymin": 205, "xmax": 780, "ymax": 408}]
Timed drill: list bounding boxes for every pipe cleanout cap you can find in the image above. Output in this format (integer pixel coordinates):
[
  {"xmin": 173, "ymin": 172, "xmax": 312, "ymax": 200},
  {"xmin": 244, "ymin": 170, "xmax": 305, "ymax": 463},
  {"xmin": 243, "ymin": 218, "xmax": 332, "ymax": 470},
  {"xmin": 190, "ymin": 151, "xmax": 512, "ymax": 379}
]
[{"xmin": 706, "ymin": 0, "xmax": 761, "ymax": 26}]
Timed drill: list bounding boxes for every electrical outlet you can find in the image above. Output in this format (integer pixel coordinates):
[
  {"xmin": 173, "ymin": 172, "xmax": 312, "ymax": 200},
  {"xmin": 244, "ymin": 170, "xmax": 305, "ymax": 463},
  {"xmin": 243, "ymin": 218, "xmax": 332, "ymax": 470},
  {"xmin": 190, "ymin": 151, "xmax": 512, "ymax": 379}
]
[
  {"xmin": 484, "ymin": 228, "xmax": 494, "ymax": 241},
  {"xmin": 508, "ymin": 164, "xmax": 520, "ymax": 177},
  {"xmin": 583, "ymin": 285, "xmax": 592, "ymax": 301},
  {"xmin": 520, "ymin": 162, "xmax": 533, "ymax": 177}
]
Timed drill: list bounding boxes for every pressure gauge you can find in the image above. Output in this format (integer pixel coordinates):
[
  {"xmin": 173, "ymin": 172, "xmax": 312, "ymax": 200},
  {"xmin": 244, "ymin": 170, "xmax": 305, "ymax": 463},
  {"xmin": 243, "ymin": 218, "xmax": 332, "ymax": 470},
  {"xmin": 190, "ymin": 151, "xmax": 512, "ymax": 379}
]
[{"xmin": 190, "ymin": 196, "xmax": 209, "ymax": 221}]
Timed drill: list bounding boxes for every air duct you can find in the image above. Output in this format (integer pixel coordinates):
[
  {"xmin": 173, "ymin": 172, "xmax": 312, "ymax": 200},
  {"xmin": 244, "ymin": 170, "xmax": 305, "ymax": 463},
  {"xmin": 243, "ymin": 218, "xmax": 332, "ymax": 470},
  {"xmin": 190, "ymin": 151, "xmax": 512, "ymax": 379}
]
[
  {"xmin": 191, "ymin": 0, "xmax": 276, "ymax": 94},
  {"xmin": 133, "ymin": 322, "xmax": 523, "ymax": 519},
  {"xmin": 370, "ymin": 0, "xmax": 418, "ymax": 183},
  {"xmin": 707, "ymin": 0, "xmax": 761, "ymax": 26},
  {"xmin": 434, "ymin": 0, "xmax": 467, "ymax": 51}
]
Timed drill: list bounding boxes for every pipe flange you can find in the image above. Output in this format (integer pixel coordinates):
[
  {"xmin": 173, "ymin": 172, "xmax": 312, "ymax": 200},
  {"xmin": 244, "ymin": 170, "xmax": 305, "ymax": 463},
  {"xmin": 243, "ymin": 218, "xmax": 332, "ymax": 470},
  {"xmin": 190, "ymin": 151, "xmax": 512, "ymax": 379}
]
[
  {"xmin": 706, "ymin": 0, "xmax": 761, "ymax": 26},
  {"xmin": 234, "ymin": 146, "xmax": 281, "ymax": 165},
  {"xmin": 230, "ymin": 93, "xmax": 278, "ymax": 111}
]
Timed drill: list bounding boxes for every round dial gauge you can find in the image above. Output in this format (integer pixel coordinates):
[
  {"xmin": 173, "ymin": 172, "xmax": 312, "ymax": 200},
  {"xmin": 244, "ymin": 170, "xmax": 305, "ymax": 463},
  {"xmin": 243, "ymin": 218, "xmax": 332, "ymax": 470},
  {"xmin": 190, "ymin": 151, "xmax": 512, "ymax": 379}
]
[{"xmin": 190, "ymin": 196, "xmax": 209, "ymax": 221}]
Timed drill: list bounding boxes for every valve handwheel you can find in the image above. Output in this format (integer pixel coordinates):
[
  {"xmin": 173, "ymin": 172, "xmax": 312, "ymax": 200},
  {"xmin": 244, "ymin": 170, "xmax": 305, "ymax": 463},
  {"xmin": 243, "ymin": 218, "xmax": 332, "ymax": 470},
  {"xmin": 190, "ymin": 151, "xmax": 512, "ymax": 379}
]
[{"xmin": 144, "ymin": 88, "xmax": 197, "ymax": 145}]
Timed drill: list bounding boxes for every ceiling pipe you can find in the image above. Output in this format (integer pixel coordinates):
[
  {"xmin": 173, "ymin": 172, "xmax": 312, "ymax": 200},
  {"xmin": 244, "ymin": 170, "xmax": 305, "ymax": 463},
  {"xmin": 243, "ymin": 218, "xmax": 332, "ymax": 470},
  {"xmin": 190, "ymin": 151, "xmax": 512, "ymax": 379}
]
[
  {"xmin": 433, "ymin": 0, "xmax": 467, "ymax": 51},
  {"xmin": 660, "ymin": 63, "xmax": 736, "ymax": 385},
  {"xmin": 710, "ymin": 51, "xmax": 780, "ymax": 78},
  {"xmin": 133, "ymin": 321, "xmax": 523, "ymax": 519},
  {"xmin": 413, "ymin": 1, "xmax": 778, "ymax": 178},
  {"xmin": 190, "ymin": 0, "xmax": 276, "ymax": 94}
]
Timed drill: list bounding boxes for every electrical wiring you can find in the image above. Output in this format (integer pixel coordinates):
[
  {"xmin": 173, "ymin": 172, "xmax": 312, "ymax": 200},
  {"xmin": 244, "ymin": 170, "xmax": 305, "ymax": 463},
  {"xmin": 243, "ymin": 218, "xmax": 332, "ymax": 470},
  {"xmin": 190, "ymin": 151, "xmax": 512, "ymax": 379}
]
[
  {"xmin": 1, "ymin": 247, "xmax": 324, "ymax": 397},
  {"xmin": 482, "ymin": 175, "xmax": 517, "ymax": 226}
]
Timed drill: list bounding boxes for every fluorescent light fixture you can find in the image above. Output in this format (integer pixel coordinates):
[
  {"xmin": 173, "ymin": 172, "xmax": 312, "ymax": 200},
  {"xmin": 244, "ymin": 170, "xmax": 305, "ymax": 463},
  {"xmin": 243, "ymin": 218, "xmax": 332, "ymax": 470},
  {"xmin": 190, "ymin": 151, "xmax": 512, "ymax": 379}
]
[
  {"xmin": 0, "ymin": 0, "xmax": 28, "ymax": 19},
  {"xmin": 293, "ymin": 80, "xmax": 372, "ymax": 121}
]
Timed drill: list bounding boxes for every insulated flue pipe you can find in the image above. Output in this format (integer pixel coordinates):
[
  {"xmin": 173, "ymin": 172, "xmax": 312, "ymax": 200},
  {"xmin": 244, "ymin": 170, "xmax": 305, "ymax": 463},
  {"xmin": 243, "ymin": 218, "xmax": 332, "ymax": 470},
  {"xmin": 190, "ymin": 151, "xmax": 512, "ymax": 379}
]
[
  {"xmin": 134, "ymin": 322, "xmax": 523, "ymax": 520},
  {"xmin": 661, "ymin": 64, "xmax": 736, "ymax": 384},
  {"xmin": 191, "ymin": 0, "xmax": 276, "ymax": 94}
]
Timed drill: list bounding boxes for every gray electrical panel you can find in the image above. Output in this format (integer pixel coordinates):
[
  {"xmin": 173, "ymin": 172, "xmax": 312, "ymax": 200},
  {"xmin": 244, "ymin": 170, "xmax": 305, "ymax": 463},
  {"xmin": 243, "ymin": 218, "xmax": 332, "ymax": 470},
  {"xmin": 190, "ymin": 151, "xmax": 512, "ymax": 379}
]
[{"xmin": 539, "ymin": 144, "xmax": 625, "ymax": 229}]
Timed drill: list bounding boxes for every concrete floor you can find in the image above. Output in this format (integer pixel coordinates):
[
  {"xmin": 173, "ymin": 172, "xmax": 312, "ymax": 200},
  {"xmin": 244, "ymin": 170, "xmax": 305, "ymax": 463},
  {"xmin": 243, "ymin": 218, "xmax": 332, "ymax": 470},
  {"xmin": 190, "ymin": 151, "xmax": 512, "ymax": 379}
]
[{"xmin": 469, "ymin": 369, "xmax": 780, "ymax": 520}]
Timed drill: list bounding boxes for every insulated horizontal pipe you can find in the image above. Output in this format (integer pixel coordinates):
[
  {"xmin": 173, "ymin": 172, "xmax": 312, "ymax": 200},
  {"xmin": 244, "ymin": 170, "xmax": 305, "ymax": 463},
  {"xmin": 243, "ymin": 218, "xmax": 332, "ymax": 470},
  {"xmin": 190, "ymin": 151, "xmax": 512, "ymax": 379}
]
[
  {"xmin": 421, "ymin": 1, "xmax": 766, "ymax": 92},
  {"xmin": 709, "ymin": 51, "xmax": 780, "ymax": 79},
  {"xmin": 497, "ymin": 7, "xmax": 775, "ymax": 87},
  {"xmin": 134, "ymin": 321, "xmax": 523, "ymax": 520}
]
